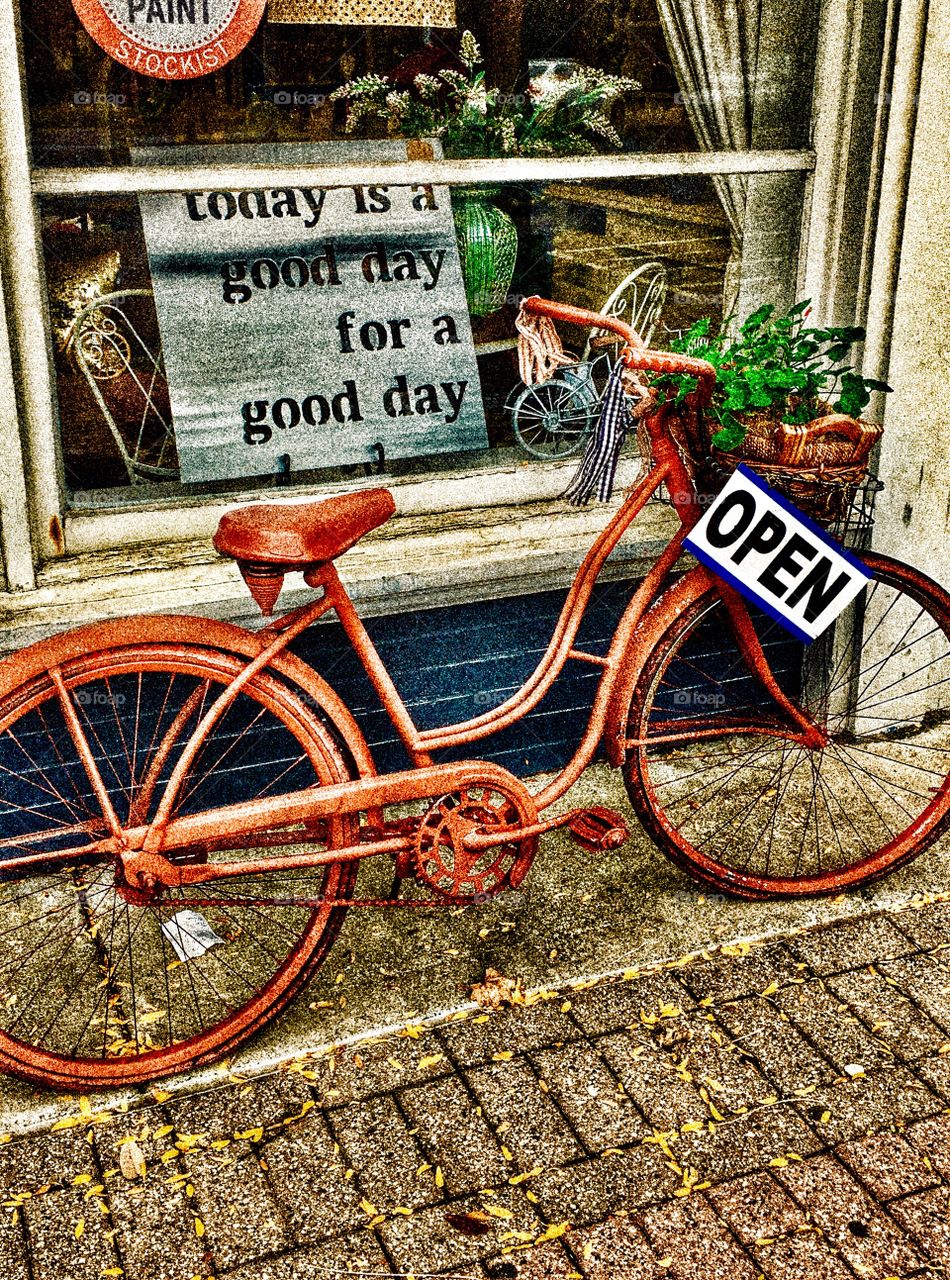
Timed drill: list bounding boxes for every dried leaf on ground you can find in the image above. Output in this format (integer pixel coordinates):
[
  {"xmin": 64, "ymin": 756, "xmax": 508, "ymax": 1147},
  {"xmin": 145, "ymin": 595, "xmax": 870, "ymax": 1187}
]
[
  {"xmin": 470, "ymin": 968, "xmax": 523, "ymax": 1010},
  {"xmin": 118, "ymin": 1141, "xmax": 147, "ymax": 1181}
]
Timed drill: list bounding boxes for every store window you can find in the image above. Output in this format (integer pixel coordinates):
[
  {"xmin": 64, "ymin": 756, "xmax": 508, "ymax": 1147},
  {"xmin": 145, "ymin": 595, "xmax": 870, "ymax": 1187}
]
[{"xmin": 6, "ymin": 0, "xmax": 818, "ymax": 558}]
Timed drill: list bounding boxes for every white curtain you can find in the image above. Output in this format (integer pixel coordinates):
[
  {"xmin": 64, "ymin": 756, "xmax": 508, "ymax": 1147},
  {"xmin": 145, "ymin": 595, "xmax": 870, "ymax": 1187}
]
[{"xmin": 655, "ymin": 0, "xmax": 761, "ymax": 314}]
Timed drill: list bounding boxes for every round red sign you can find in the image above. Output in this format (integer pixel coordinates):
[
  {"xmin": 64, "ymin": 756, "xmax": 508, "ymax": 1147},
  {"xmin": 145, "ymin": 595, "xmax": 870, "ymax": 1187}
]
[{"xmin": 72, "ymin": 0, "xmax": 267, "ymax": 80}]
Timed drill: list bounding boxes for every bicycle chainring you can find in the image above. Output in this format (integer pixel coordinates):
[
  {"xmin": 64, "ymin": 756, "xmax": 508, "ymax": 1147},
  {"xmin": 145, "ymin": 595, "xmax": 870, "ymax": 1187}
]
[{"xmin": 412, "ymin": 782, "xmax": 538, "ymax": 906}]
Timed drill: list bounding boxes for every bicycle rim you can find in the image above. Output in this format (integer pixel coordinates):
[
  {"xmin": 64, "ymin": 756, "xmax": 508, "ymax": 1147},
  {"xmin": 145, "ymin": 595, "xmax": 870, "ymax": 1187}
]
[
  {"xmin": 0, "ymin": 642, "xmax": 357, "ymax": 1088},
  {"xmin": 624, "ymin": 555, "xmax": 950, "ymax": 897},
  {"xmin": 511, "ymin": 380, "xmax": 595, "ymax": 458}
]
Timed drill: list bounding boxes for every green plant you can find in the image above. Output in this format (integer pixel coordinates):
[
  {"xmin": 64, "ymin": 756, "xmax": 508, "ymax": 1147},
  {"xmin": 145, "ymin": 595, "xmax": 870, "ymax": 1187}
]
[
  {"xmin": 331, "ymin": 32, "xmax": 639, "ymax": 159},
  {"xmin": 658, "ymin": 301, "xmax": 892, "ymax": 450}
]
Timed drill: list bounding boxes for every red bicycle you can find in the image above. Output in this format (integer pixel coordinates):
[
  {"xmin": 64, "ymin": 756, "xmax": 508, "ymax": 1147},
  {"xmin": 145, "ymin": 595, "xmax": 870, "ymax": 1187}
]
[{"xmin": 0, "ymin": 298, "xmax": 948, "ymax": 1090}]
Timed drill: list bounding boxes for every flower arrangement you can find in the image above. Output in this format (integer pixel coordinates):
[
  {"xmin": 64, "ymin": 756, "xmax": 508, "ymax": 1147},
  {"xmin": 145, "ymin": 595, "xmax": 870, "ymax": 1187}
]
[
  {"xmin": 657, "ymin": 301, "xmax": 891, "ymax": 450},
  {"xmin": 331, "ymin": 32, "xmax": 639, "ymax": 159}
]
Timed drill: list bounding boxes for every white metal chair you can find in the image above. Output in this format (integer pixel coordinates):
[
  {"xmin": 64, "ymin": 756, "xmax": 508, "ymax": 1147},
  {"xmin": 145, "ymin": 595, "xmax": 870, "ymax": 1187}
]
[
  {"xmin": 65, "ymin": 289, "xmax": 177, "ymax": 484},
  {"xmin": 581, "ymin": 260, "xmax": 668, "ymax": 361}
]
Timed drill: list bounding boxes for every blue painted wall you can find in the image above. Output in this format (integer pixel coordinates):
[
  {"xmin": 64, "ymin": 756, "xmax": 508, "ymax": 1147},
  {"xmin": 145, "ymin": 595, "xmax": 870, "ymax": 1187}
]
[{"xmin": 290, "ymin": 578, "xmax": 802, "ymax": 777}]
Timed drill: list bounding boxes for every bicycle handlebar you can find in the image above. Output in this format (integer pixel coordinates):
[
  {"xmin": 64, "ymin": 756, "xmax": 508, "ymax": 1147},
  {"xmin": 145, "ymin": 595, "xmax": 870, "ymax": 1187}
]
[{"xmin": 519, "ymin": 295, "xmax": 716, "ymax": 404}]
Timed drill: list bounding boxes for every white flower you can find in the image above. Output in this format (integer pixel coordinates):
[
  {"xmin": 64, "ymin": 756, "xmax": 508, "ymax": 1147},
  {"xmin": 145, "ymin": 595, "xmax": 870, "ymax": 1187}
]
[
  {"xmin": 466, "ymin": 87, "xmax": 489, "ymax": 115},
  {"xmin": 460, "ymin": 30, "xmax": 481, "ymax": 68}
]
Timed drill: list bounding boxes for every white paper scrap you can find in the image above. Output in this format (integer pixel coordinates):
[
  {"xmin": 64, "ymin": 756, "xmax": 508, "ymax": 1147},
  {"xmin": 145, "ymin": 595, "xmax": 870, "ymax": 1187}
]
[{"xmin": 161, "ymin": 910, "xmax": 226, "ymax": 963}]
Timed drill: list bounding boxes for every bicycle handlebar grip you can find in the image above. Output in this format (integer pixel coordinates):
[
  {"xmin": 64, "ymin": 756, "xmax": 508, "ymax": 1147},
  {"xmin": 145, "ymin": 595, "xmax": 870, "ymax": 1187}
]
[{"xmin": 520, "ymin": 296, "xmax": 716, "ymax": 401}]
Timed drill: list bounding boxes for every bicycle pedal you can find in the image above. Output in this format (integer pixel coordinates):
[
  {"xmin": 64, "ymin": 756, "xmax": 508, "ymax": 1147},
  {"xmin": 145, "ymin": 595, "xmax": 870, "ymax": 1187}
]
[{"xmin": 568, "ymin": 807, "xmax": 630, "ymax": 852}]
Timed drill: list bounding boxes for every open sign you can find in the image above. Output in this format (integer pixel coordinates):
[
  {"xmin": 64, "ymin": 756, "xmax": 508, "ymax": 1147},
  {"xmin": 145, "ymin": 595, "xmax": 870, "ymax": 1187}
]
[{"xmin": 684, "ymin": 464, "xmax": 873, "ymax": 643}]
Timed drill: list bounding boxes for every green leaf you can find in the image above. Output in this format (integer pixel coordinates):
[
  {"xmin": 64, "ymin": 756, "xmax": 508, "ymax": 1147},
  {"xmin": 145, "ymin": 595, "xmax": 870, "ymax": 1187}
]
[
  {"xmin": 711, "ymin": 418, "xmax": 747, "ymax": 450},
  {"xmin": 741, "ymin": 304, "xmax": 774, "ymax": 335}
]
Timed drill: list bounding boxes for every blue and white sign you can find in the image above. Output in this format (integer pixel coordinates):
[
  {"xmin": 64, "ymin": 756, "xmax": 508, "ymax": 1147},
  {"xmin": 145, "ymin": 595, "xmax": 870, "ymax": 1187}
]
[{"xmin": 684, "ymin": 464, "xmax": 873, "ymax": 643}]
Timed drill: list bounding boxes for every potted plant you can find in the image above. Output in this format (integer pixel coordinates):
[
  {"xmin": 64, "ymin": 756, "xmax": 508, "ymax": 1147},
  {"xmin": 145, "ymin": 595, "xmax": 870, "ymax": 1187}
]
[
  {"xmin": 654, "ymin": 301, "xmax": 891, "ymax": 521},
  {"xmin": 332, "ymin": 33, "xmax": 639, "ymax": 315}
]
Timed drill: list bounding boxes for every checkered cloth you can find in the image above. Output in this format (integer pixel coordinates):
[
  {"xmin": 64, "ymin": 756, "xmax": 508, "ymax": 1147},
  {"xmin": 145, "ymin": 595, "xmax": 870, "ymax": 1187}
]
[{"xmin": 564, "ymin": 359, "xmax": 633, "ymax": 505}]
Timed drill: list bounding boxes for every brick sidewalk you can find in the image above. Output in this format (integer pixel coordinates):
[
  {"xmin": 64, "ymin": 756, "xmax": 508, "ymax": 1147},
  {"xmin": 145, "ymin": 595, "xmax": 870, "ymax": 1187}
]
[{"xmin": 4, "ymin": 901, "xmax": 950, "ymax": 1280}]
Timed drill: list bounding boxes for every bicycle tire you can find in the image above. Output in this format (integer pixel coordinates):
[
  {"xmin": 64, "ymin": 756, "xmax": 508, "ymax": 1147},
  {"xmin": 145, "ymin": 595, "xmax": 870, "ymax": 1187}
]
[
  {"xmin": 509, "ymin": 377, "xmax": 597, "ymax": 459},
  {"xmin": 623, "ymin": 553, "xmax": 950, "ymax": 898},
  {"xmin": 0, "ymin": 625, "xmax": 361, "ymax": 1089}
]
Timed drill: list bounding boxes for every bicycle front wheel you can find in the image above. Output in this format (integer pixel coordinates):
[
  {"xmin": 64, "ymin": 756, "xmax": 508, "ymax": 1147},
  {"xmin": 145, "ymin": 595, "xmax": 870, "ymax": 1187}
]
[
  {"xmin": 624, "ymin": 554, "xmax": 950, "ymax": 897},
  {"xmin": 0, "ymin": 634, "xmax": 359, "ymax": 1088}
]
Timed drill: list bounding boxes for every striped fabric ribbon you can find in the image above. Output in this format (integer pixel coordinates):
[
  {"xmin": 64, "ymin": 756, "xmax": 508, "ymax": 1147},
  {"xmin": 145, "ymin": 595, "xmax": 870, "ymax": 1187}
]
[{"xmin": 564, "ymin": 359, "xmax": 633, "ymax": 505}]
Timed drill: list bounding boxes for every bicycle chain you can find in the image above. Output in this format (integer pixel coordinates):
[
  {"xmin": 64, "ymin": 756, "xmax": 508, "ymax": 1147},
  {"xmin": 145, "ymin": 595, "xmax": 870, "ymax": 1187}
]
[{"xmin": 163, "ymin": 895, "xmax": 458, "ymax": 911}]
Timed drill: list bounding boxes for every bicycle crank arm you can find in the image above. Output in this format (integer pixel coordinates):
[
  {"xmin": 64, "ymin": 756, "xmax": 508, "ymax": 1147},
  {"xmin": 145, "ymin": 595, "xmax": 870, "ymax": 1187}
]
[{"xmin": 461, "ymin": 805, "xmax": 629, "ymax": 852}]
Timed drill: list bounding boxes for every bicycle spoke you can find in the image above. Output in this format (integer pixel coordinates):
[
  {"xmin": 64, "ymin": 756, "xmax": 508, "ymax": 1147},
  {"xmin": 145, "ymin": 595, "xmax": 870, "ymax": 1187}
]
[{"xmin": 628, "ymin": 560, "xmax": 950, "ymax": 891}]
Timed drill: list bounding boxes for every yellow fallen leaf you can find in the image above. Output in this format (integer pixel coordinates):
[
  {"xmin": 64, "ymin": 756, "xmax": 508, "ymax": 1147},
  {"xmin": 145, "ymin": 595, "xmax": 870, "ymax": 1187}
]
[
  {"xmin": 418, "ymin": 1054, "xmax": 443, "ymax": 1069},
  {"xmin": 434, "ymin": 1166, "xmax": 445, "ymax": 1188},
  {"xmin": 194, "ymin": 1218, "xmax": 205, "ymax": 1238},
  {"xmin": 75, "ymin": 1218, "xmax": 85, "ymax": 1239},
  {"xmin": 508, "ymin": 1166, "xmax": 542, "ymax": 1185},
  {"xmin": 359, "ymin": 1199, "xmax": 377, "ymax": 1216},
  {"xmin": 72, "ymin": 1174, "xmax": 92, "ymax": 1186},
  {"xmin": 492, "ymin": 1051, "xmax": 514, "ymax": 1062},
  {"xmin": 486, "ymin": 1205, "xmax": 514, "ymax": 1219}
]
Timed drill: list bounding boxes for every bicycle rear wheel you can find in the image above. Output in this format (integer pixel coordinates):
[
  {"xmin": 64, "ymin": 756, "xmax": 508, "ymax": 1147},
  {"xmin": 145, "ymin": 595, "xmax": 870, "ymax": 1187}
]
[
  {"xmin": 509, "ymin": 378, "xmax": 597, "ymax": 458},
  {"xmin": 624, "ymin": 554, "xmax": 950, "ymax": 897},
  {"xmin": 0, "ymin": 633, "xmax": 358, "ymax": 1088}
]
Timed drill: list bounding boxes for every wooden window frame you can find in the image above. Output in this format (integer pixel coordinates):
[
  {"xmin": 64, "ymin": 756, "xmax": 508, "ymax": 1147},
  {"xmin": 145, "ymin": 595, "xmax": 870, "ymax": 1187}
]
[{"xmin": 0, "ymin": 0, "xmax": 912, "ymax": 632}]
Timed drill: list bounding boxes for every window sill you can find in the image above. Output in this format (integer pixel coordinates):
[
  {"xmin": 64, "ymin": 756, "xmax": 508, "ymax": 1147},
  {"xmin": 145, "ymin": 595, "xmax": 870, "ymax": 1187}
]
[{"xmin": 1, "ymin": 492, "xmax": 677, "ymax": 652}]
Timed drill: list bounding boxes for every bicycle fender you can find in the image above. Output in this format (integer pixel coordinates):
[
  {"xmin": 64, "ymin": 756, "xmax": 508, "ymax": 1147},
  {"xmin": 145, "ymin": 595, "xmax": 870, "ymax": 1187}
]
[
  {"xmin": 604, "ymin": 563, "xmax": 716, "ymax": 767},
  {"xmin": 0, "ymin": 612, "xmax": 378, "ymax": 781}
]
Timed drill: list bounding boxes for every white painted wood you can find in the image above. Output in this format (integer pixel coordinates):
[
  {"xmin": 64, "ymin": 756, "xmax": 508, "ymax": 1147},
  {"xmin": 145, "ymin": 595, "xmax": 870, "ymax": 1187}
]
[
  {"xmin": 0, "ymin": 496, "xmax": 678, "ymax": 651},
  {"xmin": 861, "ymin": 0, "xmax": 927, "ymax": 407},
  {"xmin": 800, "ymin": 0, "xmax": 865, "ymax": 325},
  {"xmin": 873, "ymin": 5, "xmax": 950, "ymax": 592},
  {"xmin": 32, "ymin": 150, "xmax": 816, "ymax": 197},
  {"xmin": 0, "ymin": 0, "xmax": 65, "ymax": 561},
  {"xmin": 0, "ymin": 265, "xmax": 34, "ymax": 590},
  {"xmin": 64, "ymin": 454, "xmax": 648, "ymax": 554}
]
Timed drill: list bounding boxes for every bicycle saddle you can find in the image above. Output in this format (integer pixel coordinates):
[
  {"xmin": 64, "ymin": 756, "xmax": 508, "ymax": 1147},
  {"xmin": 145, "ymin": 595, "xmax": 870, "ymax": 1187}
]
[{"xmin": 214, "ymin": 488, "xmax": 396, "ymax": 614}]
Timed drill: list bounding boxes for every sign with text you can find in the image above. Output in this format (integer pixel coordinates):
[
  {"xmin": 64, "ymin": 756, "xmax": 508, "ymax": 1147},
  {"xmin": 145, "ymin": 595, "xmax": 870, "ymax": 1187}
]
[
  {"xmin": 137, "ymin": 142, "xmax": 487, "ymax": 484},
  {"xmin": 684, "ymin": 465, "xmax": 873, "ymax": 643},
  {"xmin": 73, "ymin": 0, "xmax": 266, "ymax": 79}
]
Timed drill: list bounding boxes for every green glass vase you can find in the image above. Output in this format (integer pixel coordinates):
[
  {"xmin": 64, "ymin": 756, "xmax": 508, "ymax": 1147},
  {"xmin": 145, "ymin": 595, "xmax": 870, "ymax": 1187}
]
[{"xmin": 452, "ymin": 186, "xmax": 519, "ymax": 317}]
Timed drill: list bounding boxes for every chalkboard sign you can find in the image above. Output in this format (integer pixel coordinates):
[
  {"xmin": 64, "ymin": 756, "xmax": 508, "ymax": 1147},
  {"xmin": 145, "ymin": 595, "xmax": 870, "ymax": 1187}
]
[{"xmin": 136, "ymin": 142, "xmax": 488, "ymax": 484}]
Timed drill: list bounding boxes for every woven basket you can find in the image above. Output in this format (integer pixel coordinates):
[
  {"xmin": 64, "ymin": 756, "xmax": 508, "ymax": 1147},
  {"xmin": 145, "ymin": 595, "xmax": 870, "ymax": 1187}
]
[{"xmin": 710, "ymin": 409, "xmax": 883, "ymax": 524}]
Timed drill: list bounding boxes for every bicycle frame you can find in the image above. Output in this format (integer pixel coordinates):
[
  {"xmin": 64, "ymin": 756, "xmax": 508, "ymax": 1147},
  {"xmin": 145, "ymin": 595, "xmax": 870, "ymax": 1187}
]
[{"xmin": 19, "ymin": 299, "xmax": 826, "ymax": 891}]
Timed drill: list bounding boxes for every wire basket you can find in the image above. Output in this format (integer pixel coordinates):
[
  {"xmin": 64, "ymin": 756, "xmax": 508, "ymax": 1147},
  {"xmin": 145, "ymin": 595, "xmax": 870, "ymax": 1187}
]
[{"xmin": 705, "ymin": 458, "xmax": 883, "ymax": 551}]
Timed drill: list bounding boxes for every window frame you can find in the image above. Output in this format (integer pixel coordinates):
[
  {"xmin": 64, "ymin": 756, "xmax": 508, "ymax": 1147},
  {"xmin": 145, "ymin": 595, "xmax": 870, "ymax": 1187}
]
[{"xmin": 0, "ymin": 0, "xmax": 892, "ymax": 596}]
